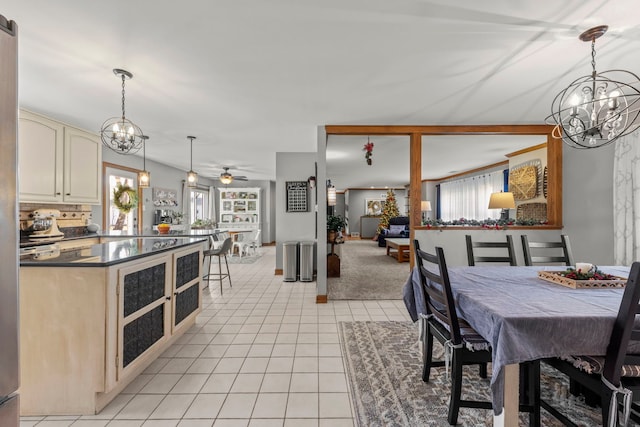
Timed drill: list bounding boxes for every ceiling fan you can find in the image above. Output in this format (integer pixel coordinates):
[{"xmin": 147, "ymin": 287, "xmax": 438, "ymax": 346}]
[{"xmin": 219, "ymin": 167, "xmax": 248, "ymax": 184}]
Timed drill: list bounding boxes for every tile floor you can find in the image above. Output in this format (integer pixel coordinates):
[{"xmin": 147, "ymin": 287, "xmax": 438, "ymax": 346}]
[{"xmin": 20, "ymin": 245, "xmax": 412, "ymax": 426}]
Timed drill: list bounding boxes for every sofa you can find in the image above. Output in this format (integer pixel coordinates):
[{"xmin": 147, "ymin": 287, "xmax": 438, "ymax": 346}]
[{"xmin": 377, "ymin": 216, "xmax": 410, "ymax": 247}]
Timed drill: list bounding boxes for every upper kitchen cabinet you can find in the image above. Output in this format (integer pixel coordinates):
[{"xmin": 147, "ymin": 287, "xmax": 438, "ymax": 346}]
[{"xmin": 19, "ymin": 110, "xmax": 102, "ymax": 204}]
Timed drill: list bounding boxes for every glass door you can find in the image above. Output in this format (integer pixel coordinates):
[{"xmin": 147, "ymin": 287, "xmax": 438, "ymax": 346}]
[{"xmin": 105, "ymin": 165, "xmax": 140, "ymax": 234}]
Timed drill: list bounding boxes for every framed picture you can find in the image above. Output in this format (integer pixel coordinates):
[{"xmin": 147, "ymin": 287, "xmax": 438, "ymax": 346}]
[
  {"xmin": 222, "ymin": 201, "xmax": 232, "ymax": 211},
  {"xmin": 286, "ymin": 181, "xmax": 309, "ymax": 212},
  {"xmin": 222, "ymin": 214, "xmax": 232, "ymax": 223},
  {"xmin": 365, "ymin": 198, "xmax": 385, "ymax": 216}
]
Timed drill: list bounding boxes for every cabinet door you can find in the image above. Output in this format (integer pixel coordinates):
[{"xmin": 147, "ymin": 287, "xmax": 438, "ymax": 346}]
[
  {"xmin": 64, "ymin": 126, "xmax": 102, "ymax": 204},
  {"xmin": 172, "ymin": 247, "xmax": 202, "ymax": 334},
  {"xmin": 18, "ymin": 111, "xmax": 64, "ymax": 202},
  {"xmin": 117, "ymin": 256, "xmax": 172, "ymax": 381}
]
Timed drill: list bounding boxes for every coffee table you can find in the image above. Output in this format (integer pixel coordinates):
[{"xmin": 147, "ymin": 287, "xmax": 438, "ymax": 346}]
[{"xmin": 385, "ymin": 238, "xmax": 410, "ymax": 262}]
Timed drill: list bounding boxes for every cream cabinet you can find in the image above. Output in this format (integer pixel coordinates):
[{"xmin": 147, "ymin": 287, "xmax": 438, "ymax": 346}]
[
  {"xmin": 19, "ymin": 110, "xmax": 102, "ymax": 204},
  {"xmin": 19, "ymin": 241, "xmax": 203, "ymax": 415},
  {"xmin": 218, "ymin": 187, "xmax": 261, "ymax": 232}
]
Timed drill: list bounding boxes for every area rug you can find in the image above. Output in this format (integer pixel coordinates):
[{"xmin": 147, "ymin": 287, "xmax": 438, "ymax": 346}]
[
  {"xmin": 339, "ymin": 321, "xmax": 603, "ymax": 427},
  {"xmin": 328, "ymin": 240, "xmax": 410, "ymax": 300},
  {"xmin": 225, "ymin": 252, "xmax": 263, "ymax": 264}
]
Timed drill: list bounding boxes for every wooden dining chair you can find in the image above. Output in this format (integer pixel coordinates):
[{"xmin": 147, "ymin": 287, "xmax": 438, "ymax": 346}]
[
  {"xmin": 465, "ymin": 234, "xmax": 517, "ymax": 266},
  {"xmin": 541, "ymin": 262, "xmax": 640, "ymax": 427},
  {"xmin": 414, "ymin": 240, "xmax": 540, "ymax": 425},
  {"xmin": 521, "ymin": 234, "xmax": 574, "ymax": 266}
]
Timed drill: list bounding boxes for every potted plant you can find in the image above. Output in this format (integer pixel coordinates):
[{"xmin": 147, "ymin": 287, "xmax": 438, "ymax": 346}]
[{"xmin": 327, "ymin": 214, "xmax": 347, "ymax": 242}]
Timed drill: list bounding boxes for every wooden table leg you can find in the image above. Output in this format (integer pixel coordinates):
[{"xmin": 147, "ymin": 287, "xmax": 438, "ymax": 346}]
[
  {"xmin": 493, "ymin": 363, "xmax": 519, "ymax": 427},
  {"xmin": 397, "ymin": 246, "xmax": 404, "ymax": 262}
]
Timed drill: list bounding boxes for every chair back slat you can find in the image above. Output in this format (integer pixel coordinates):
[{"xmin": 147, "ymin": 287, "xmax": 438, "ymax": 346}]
[
  {"xmin": 603, "ymin": 262, "xmax": 640, "ymax": 385},
  {"xmin": 521, "ymin": 234, "xmax": 574, "ymax": 266},
  {"xmin": 466, "ymin": 235, "xmax": 517, "ymax": 266},
  {"xmin": 414, "ymin": 240, "xmax": 463, "ymax": 345}
]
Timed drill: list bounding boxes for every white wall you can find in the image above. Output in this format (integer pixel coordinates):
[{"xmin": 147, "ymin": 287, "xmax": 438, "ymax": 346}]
[
  {"xmin": 96, "ymin": 148, "xmax": 275, "ymax": 243},
  {"xmin": 275, "ymin": 152, "xmax": 317, "ymax": 270},
  {"xmin": 415, "ymin": 228, "xmax": 563, "ymax": 266},
  {"xmin": 562, "ymin": 144, "xmax": 615, "ymax": 265}
]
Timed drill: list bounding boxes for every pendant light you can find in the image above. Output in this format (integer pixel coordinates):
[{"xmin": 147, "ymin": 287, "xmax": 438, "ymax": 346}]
[
  {"xmin": 547, "ymin": 25, "xmax": 640, "ymax": 148},
  {"xmin": 100, "ymin": 68, "xmax": 144, "ymax": 154},
  {"xmin": 186, "ymin": 136, "xmax": 198, "ymax": 187},
  {"xmin": 138, "ymin": 135, "xmax": 150, "ymax": 188}
]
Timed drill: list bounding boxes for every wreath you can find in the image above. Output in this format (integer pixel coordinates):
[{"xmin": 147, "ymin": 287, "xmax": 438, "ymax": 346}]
[{"xmin": 113, "ymin": 183, "xmax": 138, "ymax": 214}]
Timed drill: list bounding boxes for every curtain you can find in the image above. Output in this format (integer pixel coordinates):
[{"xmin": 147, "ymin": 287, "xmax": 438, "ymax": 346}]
[
  {"xmin": 613, "ymin": 132, "xmax": 640, "ymax": 265},
  {"xmin": 181, "ymin": 181, "xmax": 191, "ymax": 227},
  {"xmin": 440, "ymin": 170, "xmax": 505, "ymax": 221},
  {"xmin": 209, "ymin": 185, "xmax": 216, "ymax": 225}
]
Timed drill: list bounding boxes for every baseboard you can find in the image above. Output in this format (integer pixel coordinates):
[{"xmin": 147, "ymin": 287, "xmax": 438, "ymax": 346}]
[
  {"xmin": 274, "ymin": 268, "xmax": 283, "ymax": 275},
  {"xmin": 316, "ymin": 295, "xmax": 327, "ymax": 304}
]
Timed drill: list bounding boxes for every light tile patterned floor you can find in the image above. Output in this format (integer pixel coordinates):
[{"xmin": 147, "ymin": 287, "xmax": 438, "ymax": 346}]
[{"xmin": 20, "ymin": 245, "xmax": 412, "ymax": 426}]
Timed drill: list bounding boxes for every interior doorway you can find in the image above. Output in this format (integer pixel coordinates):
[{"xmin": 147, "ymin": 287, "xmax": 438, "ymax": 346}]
[{"xmin": 103, "ymin": 163, "xmax": 142, "ymax": 234}]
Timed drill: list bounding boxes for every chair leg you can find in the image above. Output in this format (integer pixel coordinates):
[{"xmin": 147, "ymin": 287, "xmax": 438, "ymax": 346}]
[
  {"xmin": 423, "ymin": 322, "xmax": 434, "ymax": 382},
  {"xmin": 601, "ymin": 385, "xmax": 613, "ymax": 427},
  {"xmin": 224, "ymin": 254, "xmax": 232, "ymax": 288},
  {"xmin": 218, "ymin": 255, "xmax": 223, "ymax": 295},
  {"xmin": 203, "ymin": 254, "xmax": 211, "ymax": 288},
  {"xmin": 523, "ymin": 361, "xmax": 541, "ymax": 427},
  {"xmin": 479, "ymin": 363, "xmax": 487, "ymax": 379},
  {"xmin": 448, "ymin": 350, "xmax": 463, "ymax": 426}
]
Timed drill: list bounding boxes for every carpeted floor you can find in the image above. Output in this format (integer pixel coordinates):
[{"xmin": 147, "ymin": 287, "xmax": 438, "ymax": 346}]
[
  {"xmin": 339, "ymin": 321, "xmax": 607, "ymax": 427},
  {"xmin": 328, "ymin": 239, "xmax": 411, "ymax": 300}
]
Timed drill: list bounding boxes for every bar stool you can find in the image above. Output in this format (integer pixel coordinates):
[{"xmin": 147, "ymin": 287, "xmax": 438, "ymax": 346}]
[{"xmin": 203, "ymin": 237, "xmax": 233, "ymax": 294}]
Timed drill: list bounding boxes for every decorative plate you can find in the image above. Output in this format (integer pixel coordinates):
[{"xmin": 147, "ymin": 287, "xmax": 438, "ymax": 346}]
[{"xmin": 509, "ymin": 165, "xmax": 538, "ymax": 200}]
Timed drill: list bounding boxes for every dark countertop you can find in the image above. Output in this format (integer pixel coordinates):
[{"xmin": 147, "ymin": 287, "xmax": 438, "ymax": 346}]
[
  {"xmin": 20, "ymin": 237, "xmax": 207, "ymax": 267},
  {"xmin": 19, "ymin": 229, "xmax": 220, "ymax": 248}
]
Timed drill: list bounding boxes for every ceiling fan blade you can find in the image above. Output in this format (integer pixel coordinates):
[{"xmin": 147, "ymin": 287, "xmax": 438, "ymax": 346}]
[{"xmin": 235, "ymin": 176, "xmax": 248, "ymax": 181}]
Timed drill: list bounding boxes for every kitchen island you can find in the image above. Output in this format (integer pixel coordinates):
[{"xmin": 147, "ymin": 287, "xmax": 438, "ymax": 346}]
[{"xmin": 19, "ymin": 237, "xmax": 206, "ymax": 415}]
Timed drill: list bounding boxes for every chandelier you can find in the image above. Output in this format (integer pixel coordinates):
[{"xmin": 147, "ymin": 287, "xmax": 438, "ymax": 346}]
[
  {"xmin": 100, "ymin": 69, "xmax": 144, "ymax": 154},
  {"xmin": 186, "ymin": 136, "xmax": 198, "ymax": 188},
  {"xmin": 547, "ymin": 25, "xmax": 640, "ymax": 149}
]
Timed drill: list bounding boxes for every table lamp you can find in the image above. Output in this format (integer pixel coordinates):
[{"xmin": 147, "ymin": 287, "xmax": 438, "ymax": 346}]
[
  {"xmin": 488, "ymin": 192, "xmax": 515, "ymax": 220},
  {"xmin": 421, "ymin": 200, "xmax": 432, "ymax": 224}
]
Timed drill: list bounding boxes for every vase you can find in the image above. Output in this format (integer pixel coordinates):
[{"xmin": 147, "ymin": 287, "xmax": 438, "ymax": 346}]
[{"xmin": 367, "ymin": 158, "xmax": 372, "ymax": 165}]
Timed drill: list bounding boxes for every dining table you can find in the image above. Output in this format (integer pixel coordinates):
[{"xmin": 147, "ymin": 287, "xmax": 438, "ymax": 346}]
[{"xmin": 403, "ymin": 264, "xmax": 631, "ymax": 426}]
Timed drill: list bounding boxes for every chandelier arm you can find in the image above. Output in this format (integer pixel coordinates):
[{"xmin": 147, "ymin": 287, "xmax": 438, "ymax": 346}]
[{"xmin": 121, "ymin": 74, "xmax": 126, "ymax": 120}]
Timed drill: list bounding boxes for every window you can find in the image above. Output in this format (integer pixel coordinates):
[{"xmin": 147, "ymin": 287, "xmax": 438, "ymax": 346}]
[
  {"xmin": 189, "ymin": 188, "xmax": 209, "ymax": 223},
  {"xmin": 439, "ymin": 170, "xmax": 506, "ymax": 221}
]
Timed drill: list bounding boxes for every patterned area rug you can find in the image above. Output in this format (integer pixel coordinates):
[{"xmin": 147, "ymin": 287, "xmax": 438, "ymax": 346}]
[
  {"xmin": 339, "ymin": 321, "xmax": 606, "ymax": 427},
  {"xmin": 226, "ymin": 251, "xmax": 263, "ymax": 264}
]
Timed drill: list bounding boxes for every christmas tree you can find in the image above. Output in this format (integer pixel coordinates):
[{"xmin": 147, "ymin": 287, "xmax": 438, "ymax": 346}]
[{"xmin": 376, "ymin": 189, "xmax": 400, "ymax": 235}]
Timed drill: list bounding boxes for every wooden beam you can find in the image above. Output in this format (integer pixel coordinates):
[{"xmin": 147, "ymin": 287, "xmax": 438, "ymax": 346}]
[
  {"xmin": 325, "ymin": 124, "xmax": 553, "ymax": 136},
  {"xmin": 409, "ymin": 132, "xmax": 421, "ymax": 267}
]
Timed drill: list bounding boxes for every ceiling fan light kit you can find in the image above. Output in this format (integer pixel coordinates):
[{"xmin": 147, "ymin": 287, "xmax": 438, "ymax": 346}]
[
  {"xmin": 547, "ymin": 25, "xmax": 640, "ymax": 149},
  {"xmin": 220, "ymin": 167, "xmax": 234, "ymax": 185},
  {"xmin": 100, "ymin": 68, "xmax": 145, "ymax": 154}
]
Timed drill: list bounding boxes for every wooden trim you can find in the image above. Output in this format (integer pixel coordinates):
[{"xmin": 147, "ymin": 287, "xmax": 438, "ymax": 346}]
[
  {"xmin": 409, "ymin": 132, "xmax": 421, "ymax": 268},
  {"xmin": 346, "ymin": 187, "xmax": 405, "ymax": 191},
  {"xmin": 326, "ymin": 123, "xmax": 561, "ymax": 227},
  {"xmin": 433, "ymin": 160, "xmax": 509, "ymax": 182},
  {"xmin": 316, "ymin": 295, "xmax": 328, "ymax": 304},
  {"xmin": 504, "ymin": 142, "xmax": 547, "ymax": 158},
  {"xmin": 325, "ymin": 124, "xmax": 554, "ymax": 136},
  {"xmin": 102, "ymin": 162, "xmax": 144, "ymax": 234},
  {"xmin": 274, "ymin": 268, "xmax": 283, "ymax": 275},
  {"xmin": 415, "ymin": 225, "xmax": 564, "ymax": 230}
]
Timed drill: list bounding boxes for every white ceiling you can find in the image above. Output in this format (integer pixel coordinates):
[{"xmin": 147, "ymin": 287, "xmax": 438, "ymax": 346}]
[{"xmin": 4, "ymin": 1, "xmax": 640, "ymax": 188}]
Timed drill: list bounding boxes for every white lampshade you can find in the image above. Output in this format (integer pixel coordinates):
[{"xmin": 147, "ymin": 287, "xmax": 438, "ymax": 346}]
[
  {"xmin": 488, "ymin": 192, "xmax": 516, "ymax": 209},
  {"xmin": 327, "ymin": 186, "xmax": 336, "ymax": 206},
  {"xmin": 421, "ymin": 200, "xmax": 432, "ymax": 211}
]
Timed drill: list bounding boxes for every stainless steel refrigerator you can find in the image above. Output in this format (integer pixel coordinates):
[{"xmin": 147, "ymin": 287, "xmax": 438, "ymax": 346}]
[{"xmin": 0, "ymin": 12, "xmax": 20, "ymax": 427}]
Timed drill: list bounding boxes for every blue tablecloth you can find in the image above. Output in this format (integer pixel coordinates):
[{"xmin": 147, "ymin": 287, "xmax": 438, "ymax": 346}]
[{"xmin": 403, "ymin": 264, "xmax": 631, "ymax": 414}]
